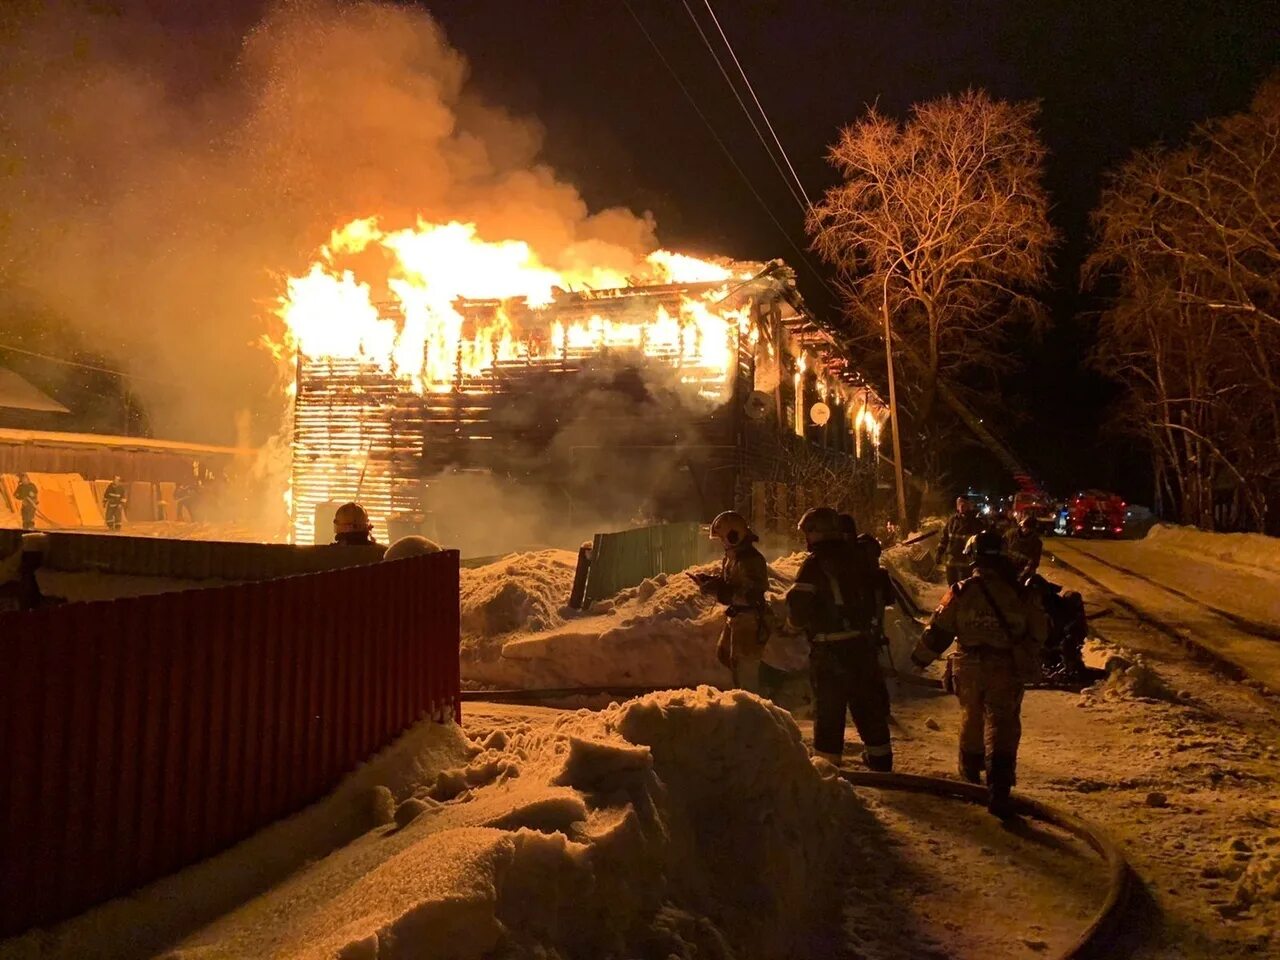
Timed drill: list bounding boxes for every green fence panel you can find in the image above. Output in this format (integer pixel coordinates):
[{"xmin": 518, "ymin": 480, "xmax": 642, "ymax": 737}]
[{"xmin": 581, "ymin": 522, "xmax": 718, "ymax": 607}]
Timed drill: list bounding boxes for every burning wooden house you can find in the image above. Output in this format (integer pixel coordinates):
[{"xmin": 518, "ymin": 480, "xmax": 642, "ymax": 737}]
[{"xmin": 283, "ymin": 220, "xmax": 886, "ymax": 545}]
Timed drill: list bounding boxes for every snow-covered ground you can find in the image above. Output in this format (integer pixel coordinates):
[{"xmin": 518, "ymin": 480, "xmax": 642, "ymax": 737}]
[
  {"xmin": 1047, "ymin": 529, "xmax": 1280, "ymax": 693},
  {"xmin": 3, "ymin": 690, "xmax": 865, "ymax": 960},
  {"xmin": 459, "ymin": 549, "xmax": 812, "ymax": 691},
  {"xmin": 7, "ymin": 524, "xmax": 1277, "ymax": 958}
]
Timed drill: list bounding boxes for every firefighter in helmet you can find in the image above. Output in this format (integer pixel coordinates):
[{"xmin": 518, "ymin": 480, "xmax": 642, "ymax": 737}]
[
  {"xmin": 103, "ymin": 477, "xmax": 128, "ymax": 531},
  {"xmin": 839, "ymin": 512, "xmax": 893, "ymax": 641},
  {"xmin": 912, "ymin": 530, "xmax": 1047, "ymax": 817},
  {"xmin": 332, "ymin": 502, "xmax": 377, "ymax": 546},
  {"xmin": 936, "ymin": 496, "xmax": 986, "ymax": 585},
  {"xmin": 692, "ymin": 510, "xmax": 770, "ymax": 696},
  {"xmin": 1004, "ymin": 513, "xmax": 1043, "ymax": 583},
  {"xmin": 15, "ymin": 474, "xmax": 38, "ymax": 531},
  {"xmin": 788, "ymin": 507, "xmax": 893, "ymax": 771}
]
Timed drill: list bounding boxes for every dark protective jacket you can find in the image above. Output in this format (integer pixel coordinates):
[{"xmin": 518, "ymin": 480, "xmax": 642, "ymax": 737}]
[
  {"xmin": 936, "ymin": 512, "xmax": 986, "ymax": 564},
  {"xmin": 786, "ymin": 539, "xmax": 879, "ymax": 640},
  {"xmin": 1004, "ymin": 527, "xmax": 1043, "ymax": 578},
  {"xmin": 704, "ymin": 539, "xmax": 769, "ymax": 612},
  {"xmin": 104, "ymin": 482, "xmax": 128, "ymax": 508},
  {"xmin": 15, "ymin": 481, "xmax": 37, "ymax": 508},
  {"xmin": 913, "ymin": 564, "xmax": 1048, "ymax": 665}
]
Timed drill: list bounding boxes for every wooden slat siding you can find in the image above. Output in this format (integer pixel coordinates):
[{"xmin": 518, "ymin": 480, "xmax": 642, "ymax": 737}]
[{"xmin": 0, "ymin": 550, "xmax": 460, "ymax": 937}]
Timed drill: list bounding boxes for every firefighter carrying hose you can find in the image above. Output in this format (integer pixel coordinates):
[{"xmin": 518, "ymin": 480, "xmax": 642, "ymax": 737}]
[
  {"xmin": 692, "ymin": 511, "xmax": 770, "ymax": 696},
  {"xmin": 332, "ymin": 502, "xmax": 377, "ymax": 546},
  {"xmin": 103, "ymin": 477, "xmax": 128, "ymax": 531},
  {"xmin": 936, "ymin": 496, "xmax": 986, "ymax": 585},
  {"xmin": 15, "ymin": 474, "xmax": 38, "ymax": 531},
  {"xmin": 788, "ymin": 507, "xmax": 893, "ymax": 771},
  {"xmin": 912, "ymin": 531, "xmax": 1047, "ymax": 817}
]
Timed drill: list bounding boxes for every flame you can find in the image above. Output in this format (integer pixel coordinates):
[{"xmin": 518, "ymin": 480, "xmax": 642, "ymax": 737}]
[
  {"xmin": 277, "ymin": 217, "xmax": 756, "ymax": 542},
  {"xmin": 274, "ymin": 218, "xmax": 752, "ymax": 395}
]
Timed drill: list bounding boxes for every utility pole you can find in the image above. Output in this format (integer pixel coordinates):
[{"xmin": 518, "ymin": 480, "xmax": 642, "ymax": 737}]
[{"xmin": 881, "ymin": 292, "xmax": 908, "ymax": 532}]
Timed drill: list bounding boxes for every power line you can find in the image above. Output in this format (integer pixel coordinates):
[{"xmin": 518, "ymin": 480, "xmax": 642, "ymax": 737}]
[
  {"xmin": 0, "ymin": 341, "xmax": 183, "ymax": 388},
  {"xmin": 701, "ymin": 0, "xmax": 814, "ymax": 209},
  {"xmin": 678, "ymin": 0, "xmax": 808, "ymax": 215},
  {"xmin": 618, "ymin": 0, "xmax": 838, "ymax": 302}
]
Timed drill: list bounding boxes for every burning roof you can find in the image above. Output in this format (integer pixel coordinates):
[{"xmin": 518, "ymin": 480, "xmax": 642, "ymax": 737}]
[{"xmin": 277, "ymin": 217, "xmax": 886, "ymax": 544}]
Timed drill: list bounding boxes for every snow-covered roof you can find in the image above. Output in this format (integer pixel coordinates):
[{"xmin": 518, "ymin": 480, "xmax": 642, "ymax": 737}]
[
  {"xmin": 0, "ymin": 426, "xmax": 247, "ymax": 457},
  {"xmin": 0, "ymin": 367, "xmax": 69, "ymax": 414}
]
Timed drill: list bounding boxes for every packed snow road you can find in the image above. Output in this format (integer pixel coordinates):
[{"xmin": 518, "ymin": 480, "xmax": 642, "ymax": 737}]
[{"xmin": 1046, "ymin": 533, "xmax": 1280, "ymax": 694}]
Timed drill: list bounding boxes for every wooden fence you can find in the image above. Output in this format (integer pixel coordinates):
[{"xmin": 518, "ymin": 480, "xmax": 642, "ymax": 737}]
[{"xmin": 0, "ymin": 550, "xmax": 460, "ymax": 937}]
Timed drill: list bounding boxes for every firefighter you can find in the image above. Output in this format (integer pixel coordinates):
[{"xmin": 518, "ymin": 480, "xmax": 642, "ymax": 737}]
[
  {"xmin": 911, "ymin": 531, "xmax": 1048, "ymax": 818},
  {"xmin": 936, "ymin": 496, "xmax": 986, "ymax": 586},
  {"xmin": 787, "ymin": 507, "xmax": 893, "ymax": 771},
  {"xmin": 15, "ymin": 474, "xmax": 38, "ymax": 531},
  {"xmin": 1005, "ymin": 513, "xmax": 1043, "ymax": 582},
  {"xmin": 692, "ymin": 511, "xmax": 770, "ymax": 696},
  {"xmin": 839, "ymin": 513, "xmax": 894, "ymax": 640},
  {"xmin": 332, "ymin": 502, "xmax": 377, "ymax": 546},
  {"xmin": 103, "ymin": 477, "xmax": 128, "ymax": 531}
]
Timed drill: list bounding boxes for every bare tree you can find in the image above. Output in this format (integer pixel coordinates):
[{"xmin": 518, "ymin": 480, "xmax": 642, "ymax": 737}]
[
  {"xmin": 806, "ymin": 90, "xmax": 1054, "ymax": 520},
  {"xmin": 1087, "ymin": 75, "xmax": 1280, "ymax": 531}
]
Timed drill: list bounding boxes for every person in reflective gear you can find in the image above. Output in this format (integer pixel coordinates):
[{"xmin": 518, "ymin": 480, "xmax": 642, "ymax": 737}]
[
  {"xmin": 912, "ymin": 530, "xmax": 1048, "ymax": 817},
  {"xmin": 788, "ymin": 507, "xmax": 893, "ymax": 771},
  {"xmin": 935, "ymin": 497, "xmax": 986, "ymax": 585},
  {"xmin": 1004, "ymin": 513, "xmax": 1043, "ymax": 582},
  {"xmin": 103, "ymin": 477, "xmax": 128, "ymax": 531},
  {"xmin": 694, "ymin": 511, "xmax": 771, "ymax": 696},
  {"xmin": 332, "ymin": 502, "xmax": 376, "ymax": 546},
  {"xmin": 14, "ymin": 474, "xmax": 38, "ymax": 531}
]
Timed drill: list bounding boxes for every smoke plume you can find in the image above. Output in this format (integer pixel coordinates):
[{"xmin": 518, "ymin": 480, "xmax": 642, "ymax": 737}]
[{"xmin": 0, "ymin": 0, "xmax": 656, "ymax": 446}]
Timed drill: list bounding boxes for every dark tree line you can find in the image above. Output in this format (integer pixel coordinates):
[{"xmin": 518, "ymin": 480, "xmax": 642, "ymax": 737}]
[{"xmin": 808, "ymin": 78, "xmax": 1278, "ymax": 533}]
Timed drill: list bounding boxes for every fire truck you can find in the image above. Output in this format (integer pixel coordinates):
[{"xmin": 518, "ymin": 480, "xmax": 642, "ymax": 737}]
[{"xmin": 1065, "ymin": 490, "xmax": 1126, "ymax": 538}]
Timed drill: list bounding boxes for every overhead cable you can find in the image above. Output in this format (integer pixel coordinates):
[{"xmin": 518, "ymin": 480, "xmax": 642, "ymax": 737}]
[
  {"xmin": 702, "ymin": 0, "xmax": 815, "ymax": 208},
  {"xmin": 679, "ymin": 0, "xmax": 808, "ymax": 214}
]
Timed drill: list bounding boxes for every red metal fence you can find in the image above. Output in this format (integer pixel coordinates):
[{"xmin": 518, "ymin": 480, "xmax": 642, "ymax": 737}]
[{"xmin": 0, "ymin": 550, "xmax": 460, "ymax": 937}]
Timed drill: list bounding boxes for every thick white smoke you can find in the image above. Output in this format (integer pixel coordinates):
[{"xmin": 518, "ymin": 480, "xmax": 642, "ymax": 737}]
[{"xmin": 0, "ymin": 0, "xmax": 657, "ymax": 446}]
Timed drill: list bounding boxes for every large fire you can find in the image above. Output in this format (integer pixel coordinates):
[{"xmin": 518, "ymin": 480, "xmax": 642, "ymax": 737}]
[
  {"xmin": 277, "ymin": 217, "xmax": 760, "ymax": 543},
  {"xmin": 276, "ymin": 218, "xmax": 754, "ymax": 395}
]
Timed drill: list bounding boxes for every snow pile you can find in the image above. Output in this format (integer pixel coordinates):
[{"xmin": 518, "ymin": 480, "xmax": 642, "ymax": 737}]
[
  {"xmin": 460, "ymin": 549, "xmax": 577, "ymax": 645},
  {"xmin": 1229, "ymin": 834, "xmax": 1280, "ymax": 915},
  {"xmin": 16, "ymin": 690, "xmax": 858, "ymax": 959},
  {"xmin": 1144, "ymin": 524, "xmax": 1280, "ymax": 575},
  {"xmin": 461, "ymin": 551, "xmax": 812, "ymax": 690},
  {"xmin": 1082, "ymin": 654, "xmax": 1179, "ymax": 704}
]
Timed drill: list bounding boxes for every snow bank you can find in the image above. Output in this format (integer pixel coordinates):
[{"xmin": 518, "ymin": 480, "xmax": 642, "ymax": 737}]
[
  {"xmin": 461, "ymin": 551, "xmax": 812, "ymax": 691},
  {"xmin": 14, "ymin": 690, "xmax": 859, "ymax": 960},
  {"xmin": 1, "ymin": 721, "xmax": 474, "ymax": 960},
  {"xmin": 1143, "ymin": 524, "xmax": 1280, "ymax": 575},
  {"xmin": 460, "ymin": 549, "xmax": 577, "ymax": 641}
]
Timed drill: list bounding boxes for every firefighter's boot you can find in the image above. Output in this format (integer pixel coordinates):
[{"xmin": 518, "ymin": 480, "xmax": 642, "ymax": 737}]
[
  {"xmin": 863, "ymin": 744, "xmax": 893, "ymax": 773},
  {"xmin": 959, "ymin": 749, "xmax": 985, "ymax": 784},
  {"xmin": 987, "ymin": 752, "xmax": 1018, "ymax": 819}
]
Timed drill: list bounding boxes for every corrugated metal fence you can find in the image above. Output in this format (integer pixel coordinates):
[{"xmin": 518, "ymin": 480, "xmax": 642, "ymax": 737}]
[
  {"xmin": 0, "ymin": 550, "xmax": 460, "ymax": 937},
  {"xmin": 581, "ymin": 522, "xmax": 719, "ymax": 607},
  {"xmin": 40, "ymin": 531, "xmax": 386, "ymax": 581}
]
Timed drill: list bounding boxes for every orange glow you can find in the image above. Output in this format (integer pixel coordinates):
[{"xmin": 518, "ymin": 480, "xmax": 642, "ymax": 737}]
[{"xmin": 274, "ymin": 218, "xmax": 753, "ymax": 395}]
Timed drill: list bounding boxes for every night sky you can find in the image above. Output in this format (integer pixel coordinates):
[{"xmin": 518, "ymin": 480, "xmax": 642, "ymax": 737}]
[
  {"xmin": 427, "ymin": 0, "xmax": 1279, "ymax": 504},
  {"xmin": 10, "ymin": 1, "xmax": 1279, "ymax": 502}
]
